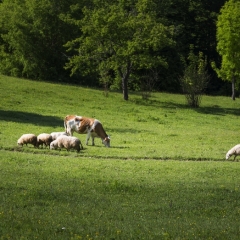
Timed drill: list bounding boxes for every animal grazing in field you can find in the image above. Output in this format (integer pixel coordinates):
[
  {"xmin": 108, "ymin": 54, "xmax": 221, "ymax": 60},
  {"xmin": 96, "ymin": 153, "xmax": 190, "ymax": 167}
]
[
  {"xmin": 50, "ymin": 131, "xmax": 68, "ymax": 140},
  {"xmin": 17, "ymin": 134, "xmax": 38, "ymax": 147},
  {"xmin": 50, "ymin": 135, "xmax": 82, "ymax": 152},
  {"xmin": 37, "ymin": 133, "xmax": 53, "ymax": 148},
  {"xmin": 64, "ymin": 115, "xmax": 110, "ymax": 147},
  {"xmin": 226, "ymin": 144, "xmax": 240, "ymax": 160}
]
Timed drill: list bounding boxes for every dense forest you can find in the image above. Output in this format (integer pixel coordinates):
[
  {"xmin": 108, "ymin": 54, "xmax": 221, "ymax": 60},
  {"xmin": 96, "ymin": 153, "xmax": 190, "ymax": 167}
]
[{"xmin": 0, "ymin": 0, "xmax": 238, "ymax": 99}]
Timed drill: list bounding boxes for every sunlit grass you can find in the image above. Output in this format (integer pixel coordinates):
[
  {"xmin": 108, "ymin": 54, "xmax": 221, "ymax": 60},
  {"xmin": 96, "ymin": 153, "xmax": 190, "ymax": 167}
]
[
  {"xmin": 1, "ymin": 75, "xmax": 240, "ymax": 160},
  {"xmin": 1, "ymin": 151, "xmax": 240, "ymax": 239},
  {"xmin": 1, "ymin": 75, "xmax": 240, "ymax": 239}
]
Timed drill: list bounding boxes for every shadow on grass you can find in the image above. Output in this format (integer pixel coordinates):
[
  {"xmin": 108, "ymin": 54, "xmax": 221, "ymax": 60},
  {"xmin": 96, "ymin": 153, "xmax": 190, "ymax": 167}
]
[
  {"xmin": 0, "ymin": 110, "xmax": 63, "ymax": 127},
  {"xmin": 107, "ymin": 127, "xmax": 150, "ymax": 134},
  {"xmin": 194, "ymin": 105, "xmax": 240, "ymax": 116},
  {"xmin": 132, "ymin": 98, "xmax": 240, "ymax": 116},
  {"xmin": 169, "ymin": 103, "xmax": 240, "ymax": 116},
  {"xmin": 1, "ymin": 147, "xmax": 231, "ymax": 162},
  {"xmin": 77, "ymin": 145, "xmax": 129, "ymax": 149}
]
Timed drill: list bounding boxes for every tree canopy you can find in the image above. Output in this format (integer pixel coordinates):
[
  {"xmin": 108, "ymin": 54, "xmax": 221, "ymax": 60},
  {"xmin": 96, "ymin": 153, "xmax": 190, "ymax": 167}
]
[
  {"xmin": 213, "ymin": 0, "xmax": 240, "ymax": 99},
  {"xmin": 65, "ymin": 0, "xmax": 175, "ymax": 100},
  {"xmin": 0, "ymin": 0, "xmax": 82, "ymax": 81},
  {"xmin": 0, "ymin": 0, "xmax": 229, "ymax": 98}
]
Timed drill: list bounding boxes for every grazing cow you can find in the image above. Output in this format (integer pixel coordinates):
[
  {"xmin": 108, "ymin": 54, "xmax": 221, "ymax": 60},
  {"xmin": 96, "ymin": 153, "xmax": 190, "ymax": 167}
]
[{"xmin": 64, "ymin": 115, "xmax": 110, "ymax": 147}]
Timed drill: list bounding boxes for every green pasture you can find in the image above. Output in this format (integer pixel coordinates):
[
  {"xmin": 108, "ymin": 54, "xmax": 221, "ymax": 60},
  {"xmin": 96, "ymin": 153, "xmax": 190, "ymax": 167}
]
[
  {"xmin": 1, "ymin": 75, "xmax": 240, "ymax": 160},
  {"xmin": 1, "ymin": 75, "xmax": 240, "ymax": 239}
]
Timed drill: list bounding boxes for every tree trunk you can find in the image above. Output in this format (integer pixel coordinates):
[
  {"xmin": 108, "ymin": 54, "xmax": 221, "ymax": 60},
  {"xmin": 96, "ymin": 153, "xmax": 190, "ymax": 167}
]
[
  {"xmin": 232, "ymin": 75, "xmax": 235, "ymax": 100},
  {"xmin": 122, "ymin": 75, "xmax": 129, "ymax": 100},
  {"xmin": 118, "ymin": 62, "xmax": 132, "ymax": 101}
]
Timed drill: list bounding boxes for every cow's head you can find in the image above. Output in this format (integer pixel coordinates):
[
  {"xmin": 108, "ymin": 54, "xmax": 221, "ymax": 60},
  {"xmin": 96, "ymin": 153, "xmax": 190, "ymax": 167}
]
[{"xmin": 102, "ymin": 136, "xmax": 110, "ymax": 147}]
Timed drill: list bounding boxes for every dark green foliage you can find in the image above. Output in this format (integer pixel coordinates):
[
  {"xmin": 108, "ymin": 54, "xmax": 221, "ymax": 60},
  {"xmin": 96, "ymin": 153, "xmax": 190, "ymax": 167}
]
[
  {"xmin": 161, "ymin": 0, "xmax": 226, "ymax": 93},
  {"xmin": 0, "ymin": 0, "xmax": 228, "ymax": 95},
  {"xmin": 0, "ymin": 0, "xmax": 82, "ymax": 81},
  {"xmin": 65, "ymin": 0, "xmax": 175, "ymax": 100},
  {"xmin": 212, "ymin": 0, "xmax": 240, "ymax": 100}
]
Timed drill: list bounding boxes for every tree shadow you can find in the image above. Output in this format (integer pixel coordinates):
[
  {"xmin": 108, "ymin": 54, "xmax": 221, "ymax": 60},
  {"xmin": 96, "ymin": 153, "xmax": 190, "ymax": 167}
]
[
  {"xmin": 194, "ymin": 105, "xmax": 240, "ymax": 116},
  {"xmin": 0, "ymin": 110, "xmax": 63, "ymax": 127},
  {"xmin": 106, "ymin": 127, "xmax": 150, "ymax": 134},
  {"xmin": 167, "ymin": 102, "xmax": 240, "ymax": 116},
  {"xmin": 132, "ymin": 98, "xmax": 240, "ymax": 116}
]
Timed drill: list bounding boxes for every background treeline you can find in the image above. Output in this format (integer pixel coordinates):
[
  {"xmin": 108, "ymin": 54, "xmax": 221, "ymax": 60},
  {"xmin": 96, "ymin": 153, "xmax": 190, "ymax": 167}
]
[{"xmin": 0, "ymin": 0, "xmax": 229, "ymax": 95}]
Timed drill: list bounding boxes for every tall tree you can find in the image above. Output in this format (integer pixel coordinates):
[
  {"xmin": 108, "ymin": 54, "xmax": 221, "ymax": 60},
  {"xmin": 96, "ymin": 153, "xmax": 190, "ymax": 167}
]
[
  {"xmin": 212, "ymin": 0, "xmax": 240, "ymax": 100},
  {"xmin": 155, "ymin": 0, "xmax": 226, "ymax": 93},
  {"xmin": 65, "ymin": 0, "xmax": 174, "ymax": 100},
  {"xmin": 0, "ymin": 0, "xmax": 82, "ymax": 81}
]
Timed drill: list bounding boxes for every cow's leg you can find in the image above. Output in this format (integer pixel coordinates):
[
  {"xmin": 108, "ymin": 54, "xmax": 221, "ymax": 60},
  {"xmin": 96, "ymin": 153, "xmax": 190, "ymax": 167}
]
[
  {"xmin": 91, "ymin": 135, "xmax": 95, "ymax": 146},
  {"xmin": 68, "ymin": 129, "xmax": 73, "ymax": 136},
  {"xmin": 86, "ymin": 130, "xmax": 91, "ymax": 145},
  {"xmin": 66, "ymin": 126, "xmax": 73, "ymax": 136},
  {"xmin": 66, "ymin": 128, "xmax": 69, "ymax": 136}
]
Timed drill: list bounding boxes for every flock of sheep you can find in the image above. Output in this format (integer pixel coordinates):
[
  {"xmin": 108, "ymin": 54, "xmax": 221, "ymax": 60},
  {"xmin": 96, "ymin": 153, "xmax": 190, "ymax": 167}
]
[
  {"xmin": 17, "ymin": 132, "xmax": 83, "ymax": 153},
  {"xmin": 17, "ymin": 131, "xmax": 240, "ymax": 159}
]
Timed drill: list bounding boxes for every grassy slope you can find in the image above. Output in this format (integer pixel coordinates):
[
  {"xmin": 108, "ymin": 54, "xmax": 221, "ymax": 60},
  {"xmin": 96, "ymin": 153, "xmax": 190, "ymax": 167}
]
[
  {"xmin": 1, "ymin": 75, "xmax": 240, "ymax": 160},
  {"xmin": 1, "ymin": 75, "xmax": 240, "ymax": 239}
]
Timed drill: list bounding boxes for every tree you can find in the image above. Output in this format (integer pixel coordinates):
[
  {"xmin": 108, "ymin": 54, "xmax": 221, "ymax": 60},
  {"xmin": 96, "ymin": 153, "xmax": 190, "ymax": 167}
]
[
  {"xmin": 65, "ymin": 0, "xmax": 174, "ymax": 100},
  {"xmin": 0, "ymin": 0, "xmax": 82, "ymax": 81},
  {"xmin": 154, "ymin": 0, "xmax": 226, "ymax": 93},
  {"xmin": 212, "ymin": 0, "xmax": 240, "ymax": 100},
  {"xmin": 180, "ymin": 47, "xmax": 209, "ymax": 108}
]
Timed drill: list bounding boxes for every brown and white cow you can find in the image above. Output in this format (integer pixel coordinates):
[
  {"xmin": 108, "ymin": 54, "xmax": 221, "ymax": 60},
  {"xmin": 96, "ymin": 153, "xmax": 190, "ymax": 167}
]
[{"xmin": 64, "ymin": 115, "xmax": 110, "ymax": 147}]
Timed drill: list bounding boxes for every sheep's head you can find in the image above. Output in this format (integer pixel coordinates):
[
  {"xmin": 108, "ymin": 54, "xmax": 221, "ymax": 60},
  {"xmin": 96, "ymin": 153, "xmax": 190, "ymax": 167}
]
[
  {"xmin": 50, "ymin": 141, "xmax": 57, "ymax": 150},
  {"xmin": 226, "ymin": 153, "xmax": 231, "ymax": 160}
]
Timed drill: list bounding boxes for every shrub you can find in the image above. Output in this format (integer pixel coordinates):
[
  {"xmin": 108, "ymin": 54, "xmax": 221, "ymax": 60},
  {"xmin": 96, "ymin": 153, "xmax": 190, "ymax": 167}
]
[{"xmin": 180, "ymin": 48, "xmax": 210, "ymax": 108}]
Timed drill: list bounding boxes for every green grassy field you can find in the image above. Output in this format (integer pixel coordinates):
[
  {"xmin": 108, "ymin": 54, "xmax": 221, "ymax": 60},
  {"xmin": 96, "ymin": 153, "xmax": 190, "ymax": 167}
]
[{"xmin": 1, "ymin": 75, "xmax": 240, "ymax": 239}]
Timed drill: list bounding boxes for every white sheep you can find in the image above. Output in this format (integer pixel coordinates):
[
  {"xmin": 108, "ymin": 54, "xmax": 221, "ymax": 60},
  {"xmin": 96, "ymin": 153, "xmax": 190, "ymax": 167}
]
[
  {"xmin": 37, "ymin": 133, "xmax": 53, "ymax": 148},
  {"xmin": 50, "ymin": 131, "xmax": 68, "ymax": 140},
  {"xmin": 17, "ymin": 134, "xmax": 38, "ymax": 147},
  {"xmin": 50, "ymin": 135, "xmax": 82, "ymax": 153},
  {"xmin": 226, "ymin": 144, "xmax": 240, "ymax": 160}
]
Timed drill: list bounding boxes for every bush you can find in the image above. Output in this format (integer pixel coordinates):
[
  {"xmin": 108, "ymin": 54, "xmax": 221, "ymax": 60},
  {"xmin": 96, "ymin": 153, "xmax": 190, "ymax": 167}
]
[{"xmin": 180, "ymin": 49, "xmax": 210, "ymax": 108}]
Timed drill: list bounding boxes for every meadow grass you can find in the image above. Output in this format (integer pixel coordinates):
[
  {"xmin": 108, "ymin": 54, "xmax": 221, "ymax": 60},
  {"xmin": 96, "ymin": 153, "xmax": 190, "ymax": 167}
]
[
  {"xmin": 1, "ymin": 75, "xmax": 240, "ymax": 160},
  {"xmin": 1, "ymin": 151, "xmax": 240, "ymax": 239},
  {"xmin": 1, "ymin": 75, "xmax": 240, "ymax": 239}
]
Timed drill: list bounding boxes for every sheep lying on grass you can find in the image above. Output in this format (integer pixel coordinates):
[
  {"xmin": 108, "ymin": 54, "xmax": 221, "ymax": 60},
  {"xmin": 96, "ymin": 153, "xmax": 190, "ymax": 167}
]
[
  {"xmin": 37, "ymin": 133, "xmax": 53, "ymax": 148},
  {"xmin": 50, "ymin": 131, "xmax": 68, "ymax": 140},
  {"xmin": 17, "ymin": 134, "xmax": 37, "ymax": 147},
  {"xmin": 226, "ymin": 144, "xmax": 240, "ymax": 160},
  {"xmin": 50, "ymin": 135, "xmax": 82, "ymax": 153}
]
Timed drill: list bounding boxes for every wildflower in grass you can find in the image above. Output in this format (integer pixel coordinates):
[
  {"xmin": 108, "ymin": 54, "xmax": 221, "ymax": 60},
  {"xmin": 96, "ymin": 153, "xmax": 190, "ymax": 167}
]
[{"xmin": 72, "ymin": 234, "xmax": 82, "ymax": 239}]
